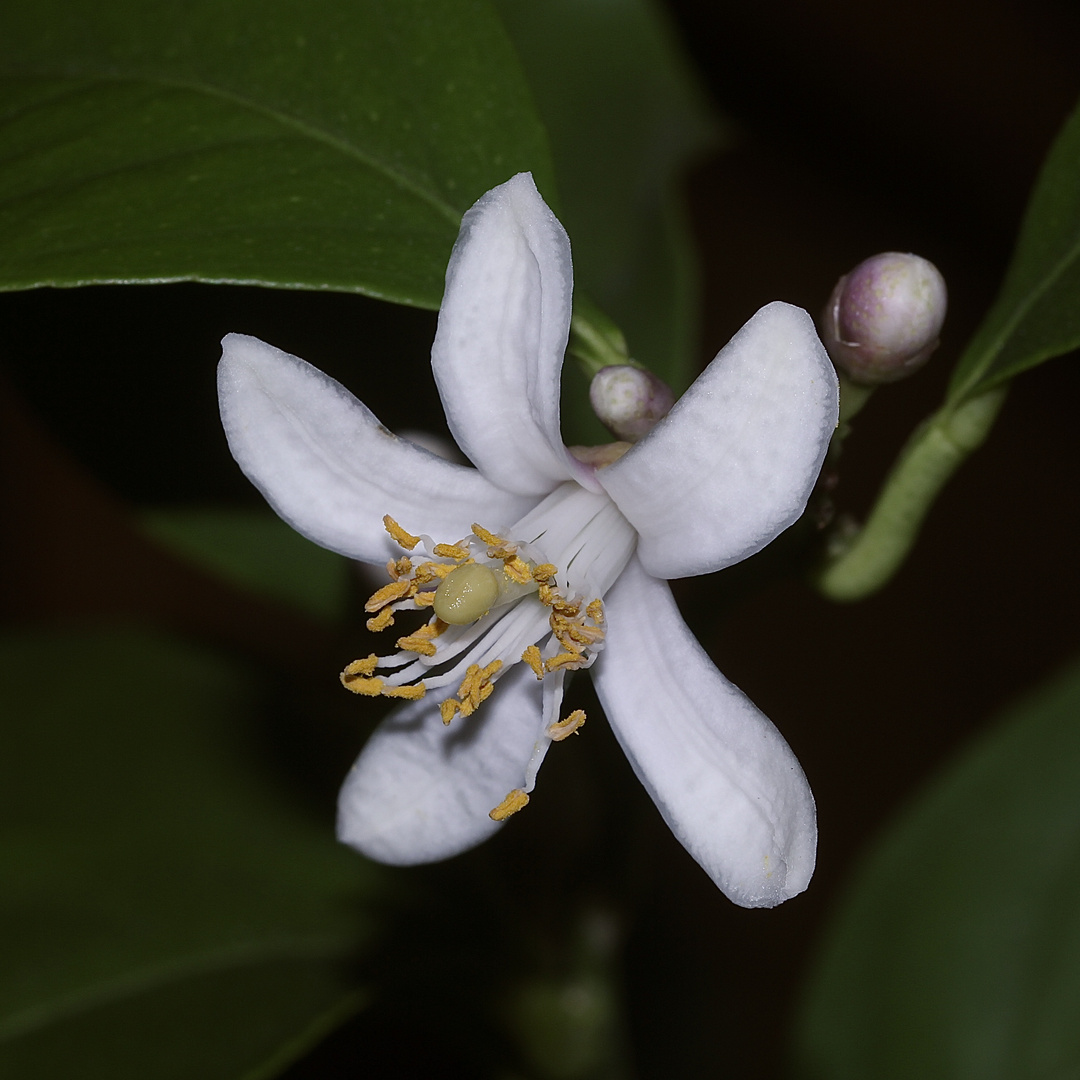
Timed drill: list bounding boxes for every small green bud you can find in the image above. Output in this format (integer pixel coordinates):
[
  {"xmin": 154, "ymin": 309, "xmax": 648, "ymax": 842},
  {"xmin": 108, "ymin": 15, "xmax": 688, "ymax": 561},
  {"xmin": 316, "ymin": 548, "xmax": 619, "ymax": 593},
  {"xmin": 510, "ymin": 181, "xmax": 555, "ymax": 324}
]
[
  {"xmin": 589, "ymin": 365, "xmax": 675, "ymax": 442},
  {"xmin": 822, "ymin": 252, "xmax": 947, "ymax": 385},
  {"xmin": 433, "ymin": 563, "xmax": 500, "ymax": 625}
]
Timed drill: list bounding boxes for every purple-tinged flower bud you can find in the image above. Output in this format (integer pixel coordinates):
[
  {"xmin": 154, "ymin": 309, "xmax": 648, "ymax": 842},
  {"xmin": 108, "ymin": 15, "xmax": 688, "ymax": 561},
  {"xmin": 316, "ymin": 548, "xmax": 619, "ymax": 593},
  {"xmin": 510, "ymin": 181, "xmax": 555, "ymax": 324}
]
[
  {"xmin": 822, "ymin": 253, "xmax": 947, "ymax": 385},
  {"xmin": 589, "ymin": 365, "xmax": 675, "ymax": 442}
]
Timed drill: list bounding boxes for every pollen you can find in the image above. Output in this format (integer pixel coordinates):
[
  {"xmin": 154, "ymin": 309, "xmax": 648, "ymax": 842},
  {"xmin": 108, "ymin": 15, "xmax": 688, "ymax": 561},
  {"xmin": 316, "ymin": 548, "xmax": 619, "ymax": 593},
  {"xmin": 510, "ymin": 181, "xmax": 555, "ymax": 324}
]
[
  {"xmin": 340, "ymin": 672, "xmax": 384, "ymax": 696},
  {"xmin": 366, "ymin": 607, "xmax": 395, "ymax": 633},
  {"xmin": 382, "ymin": 682, "xmax": 427, "ymax": 700},
  {"xmin": 383, "ymin": 515, "xmax": 420, "ymax": 550},
  {"xmin": 456, "ymin": 659, "xmax": 502, "ymax": 717},
  {"xmin": 521, "ymin": 644, "xmax": 545, "ymax": 680},
  {"xmin": 545, "ymin": 650, "xmax": 587, "ymax": 673},
  {"xmin": 532, "ymin": 563, "xmax": 558, "ymax": 584},
  {"xmin": 548, "ymin": 709, "xmax": 586, "ymax": 741},
  {"xmin": 489, "ymin": 788, "xmax": 530, "ymax": 821},
  {"xmin": 432, "ymin": 541, "xmax": 470, "ymax": 561},
  {"xmin": 395, "ymin": 634, "xmax": 438, "ymax": 656},
  {"xmin": 365, "ymin": 579, "xmax": 412, "ymax": 613},
  {"xmin": 586, "ymin": 599, "xmax": 604, "ymax": 623},
  {"xmin": 470, "ymin": 523, "xmax": 505, "ymax": 547},
  {"xmin": 502, "ymin": 555, "xmax": 533, "ymax": 585},
  {"xmin": 342, "ymin": 654, "xmax": 378, "ymax": 677},
  {"xmin": 440, "ymin": 699, "xmax": 460, "ymax": 725}
]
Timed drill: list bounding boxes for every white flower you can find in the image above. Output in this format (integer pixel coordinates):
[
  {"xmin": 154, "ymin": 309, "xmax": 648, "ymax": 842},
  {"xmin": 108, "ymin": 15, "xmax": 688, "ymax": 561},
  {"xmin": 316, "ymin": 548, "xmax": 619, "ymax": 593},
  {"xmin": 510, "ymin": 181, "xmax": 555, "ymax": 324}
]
[{"xmin": 217, "ymin": 173, "xmax": 838, "ymax": 907}]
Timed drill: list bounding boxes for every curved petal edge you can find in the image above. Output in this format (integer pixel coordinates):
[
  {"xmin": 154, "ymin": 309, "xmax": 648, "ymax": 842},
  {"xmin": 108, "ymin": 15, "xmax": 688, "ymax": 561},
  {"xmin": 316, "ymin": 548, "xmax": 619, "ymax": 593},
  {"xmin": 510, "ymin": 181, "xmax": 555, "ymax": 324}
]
[
  {"xmin": 218, "ymin": 333, "xmax": 531, "ymax": 564},
  {"xmin": 592, "ymin": 556, "xmax": 816, "ymax": 907},
  {"xmin": 599, "ymin": 302, "xmax": 839, "ymax": 579},
  {"xmin": 431, "ymin": 173, "xmax": 592, "ymax": 496}
]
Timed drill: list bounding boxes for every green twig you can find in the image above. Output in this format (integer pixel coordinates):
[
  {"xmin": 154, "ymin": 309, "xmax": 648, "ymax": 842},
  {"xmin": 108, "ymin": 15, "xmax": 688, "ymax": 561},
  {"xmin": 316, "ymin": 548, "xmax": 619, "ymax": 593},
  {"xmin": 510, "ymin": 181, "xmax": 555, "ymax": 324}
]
[{"xmin": 815, "ymin": 386, "xmax": 1008, "ymax": 601}]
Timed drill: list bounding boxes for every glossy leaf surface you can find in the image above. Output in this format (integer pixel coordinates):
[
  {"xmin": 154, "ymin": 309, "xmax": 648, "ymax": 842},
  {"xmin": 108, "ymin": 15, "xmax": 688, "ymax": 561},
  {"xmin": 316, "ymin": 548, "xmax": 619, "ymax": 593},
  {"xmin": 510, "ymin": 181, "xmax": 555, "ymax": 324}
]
[
  {"xmin": 796, "ymin": 659, "xmax": 1080, "ymax": 1079},
  {"xmin": 949, "ymin": 100, "xmax": 1080, "ymax": 401},
  {"xmin": 0, "ymin": 0, "xmax": 553, "ymax": 306},
  {"xmin": 0, "ymin": 628, "xmax": 378, "ymax": 1078}
]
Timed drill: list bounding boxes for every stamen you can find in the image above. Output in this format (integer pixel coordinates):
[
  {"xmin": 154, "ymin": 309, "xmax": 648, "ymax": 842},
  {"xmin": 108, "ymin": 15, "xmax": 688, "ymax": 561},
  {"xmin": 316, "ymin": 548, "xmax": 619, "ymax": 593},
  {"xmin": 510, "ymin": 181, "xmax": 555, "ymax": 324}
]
[
  {"xmin": 545, "ymin": 651, "xmax": 587, "ymax": 673},
  {"xmin": 470, "ymin": 523, "xmax": 505, "ymax": 546},
  {"xmin": 440, "ymin": 699, "xmax": 460, "ymax": 725},
  {"xmin": 548, "ymin": 709, "xmax": 587, "ymax": 741},
  {"xmin": 366, "ymin": 608, "xmax": 395, "ymax": 633},
  {"xmin": 489, "ymin": 788, "xmax": 530, "ymax": 821},
  {"xmin": 502, "ymin": 555, "xmax": 532, "ymax": 585},
  {"xmin": 382, "ymin": 683, "xmax": 427, "ymax": 700},
  {"xmin": 432, "ymin": 541, "xmax": 470, "ymax": 561},
  {"xmin": 521, "ymin": 644, "xmax": 545, "ymax": 680},
  {"xmin": 532, "ymin": 563, "xmax": 558, "ymax": 584},
  {"xmin": 365, "ymin": 579, "xmax": 412, "ymax": 613},
  {"xmin": 395, "ymin": 634, "xmax": 438, "ymax": 657},
  {"xmin": 586, "ymin": 599, "xmax": 604, "ymax": 623},
  {"xmin": 340, "ymin": 672, "xmax": 384, "ymax": 696},
  {"xmin": 386, "ymin": 556, "xmax": 413, "ymax": 581},
  {"xmin": 383, "ymin": 515, "xmax": 420, "ymax": 550},
  {"xmin": 342, "ymin": 654, "xmax": 378, "ymax": 677}
]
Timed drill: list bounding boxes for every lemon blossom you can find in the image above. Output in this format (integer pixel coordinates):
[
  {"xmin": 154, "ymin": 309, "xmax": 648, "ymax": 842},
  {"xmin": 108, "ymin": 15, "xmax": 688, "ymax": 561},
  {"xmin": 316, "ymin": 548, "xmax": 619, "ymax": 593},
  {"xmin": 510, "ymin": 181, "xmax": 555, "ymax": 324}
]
[{"xmin": 217, "ymin": 172, "xmax": 838, "ymax": 907}]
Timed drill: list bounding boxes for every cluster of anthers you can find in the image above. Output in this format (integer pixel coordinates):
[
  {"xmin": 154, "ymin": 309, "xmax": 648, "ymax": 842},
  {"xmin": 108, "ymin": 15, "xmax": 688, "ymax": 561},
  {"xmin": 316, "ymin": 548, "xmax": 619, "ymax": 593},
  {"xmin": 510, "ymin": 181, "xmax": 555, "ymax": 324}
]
[{"xmin": 340, "ymin": 514, "xmax": 605, "ymax": 820}]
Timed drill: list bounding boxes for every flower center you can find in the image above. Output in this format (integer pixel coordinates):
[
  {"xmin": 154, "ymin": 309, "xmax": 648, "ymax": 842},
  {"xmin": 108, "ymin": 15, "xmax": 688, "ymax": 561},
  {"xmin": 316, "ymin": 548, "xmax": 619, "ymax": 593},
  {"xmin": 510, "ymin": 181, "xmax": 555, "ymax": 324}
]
[{"xmin": 340, "ymin": 482, "xmax": 637, "ymax": 819}]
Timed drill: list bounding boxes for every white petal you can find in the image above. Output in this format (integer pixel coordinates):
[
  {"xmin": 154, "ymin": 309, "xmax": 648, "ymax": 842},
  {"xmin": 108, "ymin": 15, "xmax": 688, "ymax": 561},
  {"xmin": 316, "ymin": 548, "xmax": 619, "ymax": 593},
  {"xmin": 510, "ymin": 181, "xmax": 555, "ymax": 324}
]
[
  {"xmin": 218, "ymin": 333, "xmax": 533, "ymax": 564},
  {"xmin": 431, "ymin": 173, "xmax": 594, "ymax": 495},
  {"xmin": 591, "ymin": 556, "xmax": 816, "ymax": 907},
  {"xmin": 598, "ymin": 303, "xmax": 838, "ymax": 578},
  {"xmin": 337, "ymin": 665, "xmax": 551, "ymax": 864}
]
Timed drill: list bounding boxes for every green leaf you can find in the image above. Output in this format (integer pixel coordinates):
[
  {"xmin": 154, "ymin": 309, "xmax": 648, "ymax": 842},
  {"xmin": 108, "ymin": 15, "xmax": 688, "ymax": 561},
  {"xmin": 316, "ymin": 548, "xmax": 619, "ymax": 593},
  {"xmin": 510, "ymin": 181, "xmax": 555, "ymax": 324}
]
[
  {"xmin": 795, "ymin": 659, "xmax": 1080, "ymax": 1080},
  {"xmin": 496, "ymin": 0, "xmax": 720, "ymax": 394},
  {"xmin": 0, "ymin": 0, "xmax": 553, "ymax": 306},
  {"xmin": 948, "ymin": 99, "xmax": 1080, "ymax": 402},
  {"xmin": 140, "ymin": 507, "xmax": 350, "ymax": 623},
  {"xmin": 0, "ymin": 628, "xmax": 380, "ymax": 1078}
]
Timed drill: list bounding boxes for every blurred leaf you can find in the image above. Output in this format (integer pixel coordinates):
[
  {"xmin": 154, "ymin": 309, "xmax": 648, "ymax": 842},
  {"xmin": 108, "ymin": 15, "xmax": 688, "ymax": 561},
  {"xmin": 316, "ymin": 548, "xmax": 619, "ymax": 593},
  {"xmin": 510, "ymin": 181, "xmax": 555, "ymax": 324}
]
[
  {"xmin": 497, "ymin": 0, "xmax": 720, "ymax": 397},
  {"xmin": 0, "ymin": 0, "xmax": 553, "ymax": 306},
  {"xmin": 948, "ymin": 99, "xmax": 1080, "ymax": 402},
  {"xmin": 795, "ymin": 659, "xmax": 1080, "ymax": 1080},
  {"xmin": 141, "ymin": 507, "xmax": 349, "ymax": 623},
  {"xmin": 0, "ymin": 628, "xmax": 380, "ymax": 1078}
]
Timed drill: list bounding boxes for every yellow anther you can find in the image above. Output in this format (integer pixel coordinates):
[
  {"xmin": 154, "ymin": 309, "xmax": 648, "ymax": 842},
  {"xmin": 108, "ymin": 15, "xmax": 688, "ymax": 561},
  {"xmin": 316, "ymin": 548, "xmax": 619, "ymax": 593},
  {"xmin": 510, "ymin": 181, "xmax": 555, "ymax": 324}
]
[
  {"xmin": 489, "ymin": 788, "xmax": 530, "ymax": 821},
  {"xmin": 521, "ymin": 644, "xmax": 545, "ymax": 680},
  {"xmin": 341, "ymin": 654, "xmax": 378, "ymax": 677},
  {"xmin": 563, "ymin": 622, "xmax": 605, "ymax": 646},
  {"xmin": 413, "ymin": 590, "xmax": 437, "ymax": 608},
  {"xmin": 382, "ymin": 682, "xmax": 427, "ymax": 700},
  {"xmin": 502, "ymin": 555, "xmax": 532, "ymax": 585},
  {"xmin": 365, "ymin": 579, "xmax": 412, "ymax": 613},
  {"xmin": 537, "ymin": 582, "xmax": 557, "ymax": 606},
  {"xmin": 586, "ymin": 599, "xmax": 604, "ymax": 623},
  {"xmin": 366, "ymin": 607, "xmax": 395, "ymax": 633},
  {"xmin": 412, "ymin": 619, "xmax": 447, "ymax": 641},
  {"xmin": 546, "ymin": 651, "xmax": 586, "ymax": 673},
  {"xmin": 395, "ymin": 634, "xmax": 437, "ymax": 657},
  {"xmin": 532, "ymin": 563, "xmax": 558, "ymax": 584},
  {"xmin": 340, "ymin": 673, "xmax": 384, "ymax": 696},
  {"xmin": 434, "ymin": 562, "xmax": 500, "ymax": 625},
  {"xmin": 548, "ymin": 709, "xmax": 586, "ymax": 741},
  {"xmin": 415, "ymin": 561, "xmax": 456, "ymax": 583},
  {"xmin": 471, "ymin": 523, "xmax": 505, "ymax": 546},
  {"xmin": 386, "ymin": 556, "xmax": 413, "ymax": 581},
  {"xmin": 383, "ymin": 515, "xmax": 420, "ymax": 550},
  {"xmin": 455, "ymin": 658, "xmax": 503, "ymax": 716},
  {"xmin": 433, "ymin": 541, "xmax": 470, "ymax": 561},
  {"xmin": 440, "ymin": 699, "xmax": 460, "ymax": 725}
]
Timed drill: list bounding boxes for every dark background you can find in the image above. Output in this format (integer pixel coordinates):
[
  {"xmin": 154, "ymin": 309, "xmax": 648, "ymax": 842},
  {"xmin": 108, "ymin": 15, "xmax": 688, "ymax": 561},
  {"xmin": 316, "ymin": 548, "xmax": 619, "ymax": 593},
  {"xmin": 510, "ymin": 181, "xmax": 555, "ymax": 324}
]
[{"xmin": 2, "ymin": 0, "xmax": 1079, "ymax": 1075}]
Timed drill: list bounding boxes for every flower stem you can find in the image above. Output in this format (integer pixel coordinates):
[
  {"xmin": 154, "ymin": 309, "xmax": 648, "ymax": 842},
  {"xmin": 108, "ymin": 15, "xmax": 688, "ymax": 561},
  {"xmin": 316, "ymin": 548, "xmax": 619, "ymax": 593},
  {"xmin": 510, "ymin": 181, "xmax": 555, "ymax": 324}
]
[{"xmin": 815, "ymin": 385, "xmax": 1008, "ymax": 601}]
